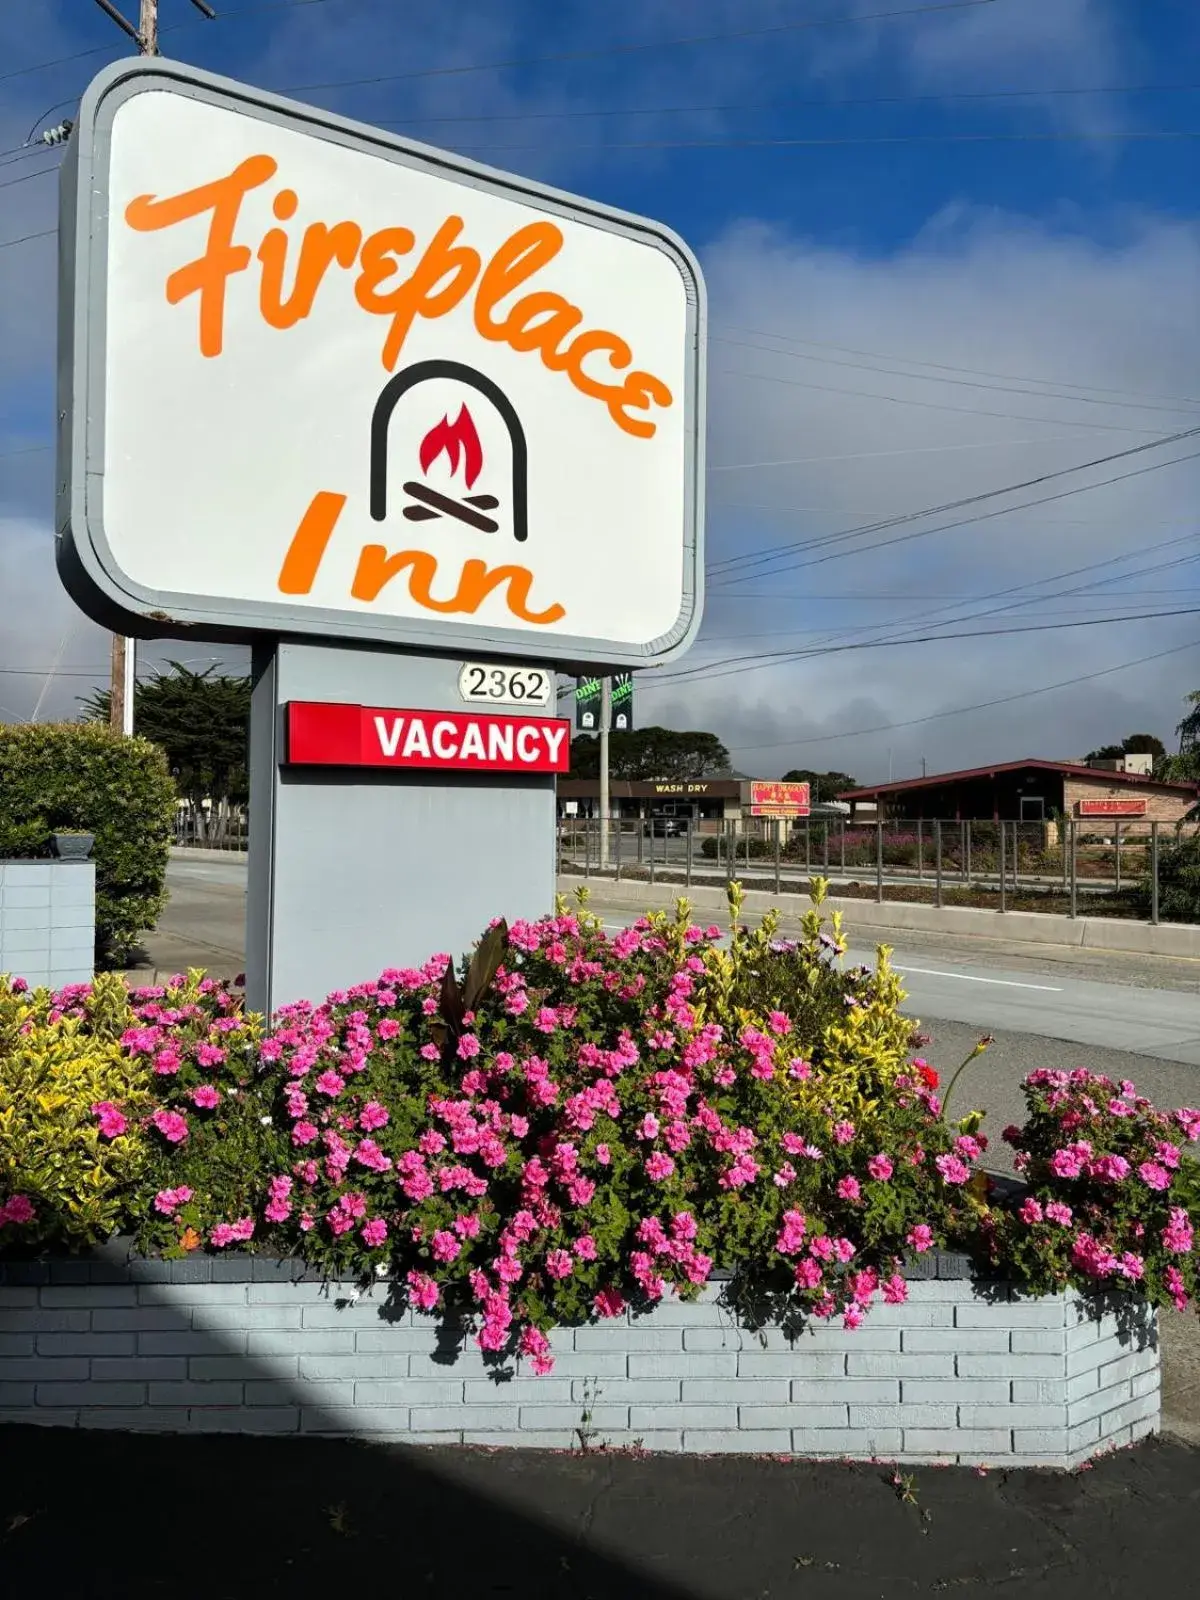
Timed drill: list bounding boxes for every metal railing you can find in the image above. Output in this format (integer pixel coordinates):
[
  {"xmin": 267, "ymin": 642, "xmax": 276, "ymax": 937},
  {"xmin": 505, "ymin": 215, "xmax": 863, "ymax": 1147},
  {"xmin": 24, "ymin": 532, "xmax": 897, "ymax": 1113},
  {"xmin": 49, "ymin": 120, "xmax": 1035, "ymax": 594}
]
[
  {"xmin": 172, "ymin": 804, "xmax": 249, "ymax": 853},
  {"xmin": 555, "ymin": 816, "xmax": 1200, "ymax": 926}
]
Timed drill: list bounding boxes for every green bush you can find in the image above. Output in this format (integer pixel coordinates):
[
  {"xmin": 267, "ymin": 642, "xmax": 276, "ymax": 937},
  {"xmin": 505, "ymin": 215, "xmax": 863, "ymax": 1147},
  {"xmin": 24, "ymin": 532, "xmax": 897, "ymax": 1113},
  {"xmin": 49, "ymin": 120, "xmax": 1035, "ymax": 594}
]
[
  {"xmin": 0, "ymin": 723, "xmax": 177, "ymax": 961},
  {"xmin": 700, "ymin": 834, "xmax": 771, "ymax": 860},
  {"xmin": 1145, "ymin": 830, "xmax": 1200, "ymax": 924},
  {"xmin": 0, "ymin": 974, "xmax": 154, "ymax": 1249}
]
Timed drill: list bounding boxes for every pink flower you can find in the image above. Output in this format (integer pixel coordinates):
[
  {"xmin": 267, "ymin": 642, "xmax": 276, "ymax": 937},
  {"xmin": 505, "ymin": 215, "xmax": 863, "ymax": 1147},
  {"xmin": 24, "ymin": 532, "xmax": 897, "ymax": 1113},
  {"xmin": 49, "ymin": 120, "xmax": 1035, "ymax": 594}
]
[
  {"xmin": 456, "ymin": 1033, "xmax": 482, "ymax": 1059},
  {"xmin": 773, "ymin": 1163, "xmax": 797, "ymax": 1188},
  {"xmin": 594, "ymin": 1143, "xmax": 612, "ymax": 1166},
  {"xmin": 593, "ymin": 1287, "xmax": 625, "ymax": 1319},
  {"xmin": 574, "ymin": 1234, "xmax": 598, "ymax": 1261},
  {"xmin": 1019, "ymin": 1197, "xmax": 1044, "ymax": 1225},
  {"xmin": 359, "ymin": 1101, "xmax": 389, "ymax": 1132},
  {"xmin": 1163, "ymin": 1208, "xmax": 1194, "ymax": 1254},
  {"xmin": 882, "ymin": 1274, "xmax": 908, "ymax": 1306},
  {"xmin": 843, "ymin": 1304, "xmax": 863, "ymax": 1330},
  {"xmin": 767, "ymin": 1010, "xmax": 791, "ymax": 1036},
  {"xmin": 1165, "ymin": 1265, "xmax": 1190, "ymax": 1312},
  {"xmin": 776, "ymin": 1209, "xmax": 807, "ymax": 1255},
  {"xmin": 361, "ymin": 1217, "xmax": 388, "ymax": 1248},
  {"xmin": 837, "ymin": 1175, "xmax": 862, "ymax": 1204},
  {"xmin": 793, "ymin": 1258, "xmax": 823, "ymax": 1290},
  {"xmin": 0, "ymin": 1194, "xmax": 37, "ymax": 1226},
  {"xmin": 195, "ymin": 1042, "xmax": 226, "ymax": 1068},
  {"xmin": 1089, "ymin": 1154, "xmax": 1130, "ymax": 1183},
  {"xmin": 1048, "ymin": 1143, "xmax": 1090, "ymax": 1180},
  {"xmin": 152, "ymin": 1186, "xmax": 194, "ymax": 1216},
  {"xmin": 315, "ymin": 1069, "xmax": 345, "ymax": 1097},
  {"xmin": 638, "ymin": 1113, "xmax": 661, "ymax": 1141},
  {"xmin": 545, "ymin": 1249, "xmax": 573, "ymax": 1280},
  {"xmin": 867, "ymin": 1154, "xmax": 894, "ymax": 1182},
  {"xmin": 431, "ymin": 1229, "xmax": 461, "ymax": 1263},
  {"xmin": 645, "ymin": 1153, "xmax": 676, "ymax": 1182},
  {"xmin": 190, "ymin": 1085, "xmax": 221, "ymax": 1110},
  {"xmin": 1138, "ymin": 1161, "xmax": 1172, "ymax": 1192},
  {"xmin": 209, "ymin": 1216, "xmax": 254, "ymax": 1248},
  {"xmin": 407, "ymin": 1270, "xmax": 440, "ymax": 1312},
  {"xmin": 907, "ymin": 1224, "xmax": 934, "ymax": 1254},
  {"xmin": 1044, "ymin": 1201, "xmax": 1073, "ymax": 1225},
  {"xmin": 935, "ymin": 1154, "xmax": 970, "ymax": 1186},
  {"xmin": 91, "ymin": 1101, "xmax": 127, "ymax": 1140},
  {"xmin": 151, "ymin": 1109, "xmax": 189, "ymax": 1145},
  {"xmin": 291, "ymin": 1120, "xmax": 319, "ymax": 1147},
  {"xmin": 833, "ymin": 1121, "xmax": 856, "ymax": 1146},
  {"xmin": 153, "ymin": 1048, "xmax": 182, "ymax": 1076}
]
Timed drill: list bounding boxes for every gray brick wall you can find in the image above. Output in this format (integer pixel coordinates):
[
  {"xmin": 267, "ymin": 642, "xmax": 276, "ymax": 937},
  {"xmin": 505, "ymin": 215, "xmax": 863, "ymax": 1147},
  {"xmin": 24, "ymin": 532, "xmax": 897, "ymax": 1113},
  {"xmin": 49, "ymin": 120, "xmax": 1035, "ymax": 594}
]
[
  {"xmin": 0, "ymin": 1260, "xmax": 1159, "ymax": 1466},
  {"xmin": 0, "ymin": 861, "xmax": 95, "ymax": 987}
]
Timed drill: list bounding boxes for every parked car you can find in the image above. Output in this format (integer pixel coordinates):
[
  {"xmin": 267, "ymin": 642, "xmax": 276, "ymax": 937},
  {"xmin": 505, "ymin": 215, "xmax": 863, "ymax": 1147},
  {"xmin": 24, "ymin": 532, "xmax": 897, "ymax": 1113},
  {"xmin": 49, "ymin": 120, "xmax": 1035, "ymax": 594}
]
[{"xmin": 644, "ymin": 814, "xmax": 689, "ymax": 837}]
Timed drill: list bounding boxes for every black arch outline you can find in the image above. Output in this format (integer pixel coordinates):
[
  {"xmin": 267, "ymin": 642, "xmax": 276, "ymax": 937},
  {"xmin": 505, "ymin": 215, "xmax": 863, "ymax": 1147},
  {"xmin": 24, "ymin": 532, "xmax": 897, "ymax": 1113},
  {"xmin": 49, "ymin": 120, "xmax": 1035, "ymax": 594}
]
[{"xmin": 369, "ymin": 360, "xmax": 529, "ymax": 543}]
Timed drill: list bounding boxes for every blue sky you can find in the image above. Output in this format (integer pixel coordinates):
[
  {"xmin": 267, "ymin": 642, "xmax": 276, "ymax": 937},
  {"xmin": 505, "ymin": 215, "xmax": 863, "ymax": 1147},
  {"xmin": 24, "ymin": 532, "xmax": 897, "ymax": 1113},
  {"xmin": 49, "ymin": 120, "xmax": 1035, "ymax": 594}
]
[{"xmin": 1, "ymin": 0, "xmax": 1198, "ymax": 778}]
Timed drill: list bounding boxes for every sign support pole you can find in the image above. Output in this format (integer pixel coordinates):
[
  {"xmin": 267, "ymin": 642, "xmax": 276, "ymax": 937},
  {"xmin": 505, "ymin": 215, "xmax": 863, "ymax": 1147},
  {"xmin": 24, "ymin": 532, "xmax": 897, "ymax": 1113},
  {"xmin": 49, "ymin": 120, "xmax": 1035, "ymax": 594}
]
[{"xmin": 598, "ymin": 677, "xmax": 612, "ymax": 871}]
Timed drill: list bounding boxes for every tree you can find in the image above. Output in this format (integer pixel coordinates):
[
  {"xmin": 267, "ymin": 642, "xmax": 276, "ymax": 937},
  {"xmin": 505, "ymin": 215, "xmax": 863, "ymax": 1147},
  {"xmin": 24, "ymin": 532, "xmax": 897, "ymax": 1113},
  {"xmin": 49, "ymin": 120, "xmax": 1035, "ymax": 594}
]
[
  {"xmin": 79, "ymin": 664, "xmax": 250, "ymax": 840},
  {"xmin": 1085, "ymin": 733, "xmax": 1167, "ymax": 763},
  {"xmin": 569, "ymin": 726, "xmax": 730, "ymax": 781},
  {"xmin": 781, "ymin": 769, "xmax": 859, "ymax": 801},
  {"xmin": 1159, "ymin": 690, "xmax": 1200, "ymax": 785}
]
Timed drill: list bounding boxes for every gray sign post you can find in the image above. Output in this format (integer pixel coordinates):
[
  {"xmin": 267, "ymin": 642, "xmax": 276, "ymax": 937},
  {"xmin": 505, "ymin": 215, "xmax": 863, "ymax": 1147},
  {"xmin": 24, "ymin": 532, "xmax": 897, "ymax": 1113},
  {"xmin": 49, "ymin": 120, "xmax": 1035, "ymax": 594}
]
[{"xmin": 56, "ymin": 58, "xmax": 705, "ymax": 1014}]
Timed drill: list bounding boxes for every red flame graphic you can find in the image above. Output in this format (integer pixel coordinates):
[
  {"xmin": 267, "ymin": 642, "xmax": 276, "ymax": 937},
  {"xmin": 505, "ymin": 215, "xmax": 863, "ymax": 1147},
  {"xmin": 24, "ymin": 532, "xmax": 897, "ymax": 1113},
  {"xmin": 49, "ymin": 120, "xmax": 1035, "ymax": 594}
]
[{"xmin": 419, "ymin": 404, "xmax": 483, "ymax": 489}]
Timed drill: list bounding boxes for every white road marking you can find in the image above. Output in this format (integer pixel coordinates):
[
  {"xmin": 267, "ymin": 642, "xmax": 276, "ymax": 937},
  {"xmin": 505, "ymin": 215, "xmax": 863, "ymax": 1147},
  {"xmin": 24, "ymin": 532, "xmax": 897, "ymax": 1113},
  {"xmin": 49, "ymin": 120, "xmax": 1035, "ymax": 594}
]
[
  {"xmin": 892, "ymin": 964, "xmax": 1062, "ymax": 993},
  {"xmin": 599, "ymin": 923, "xmax": 1063, "ymax": 992}
]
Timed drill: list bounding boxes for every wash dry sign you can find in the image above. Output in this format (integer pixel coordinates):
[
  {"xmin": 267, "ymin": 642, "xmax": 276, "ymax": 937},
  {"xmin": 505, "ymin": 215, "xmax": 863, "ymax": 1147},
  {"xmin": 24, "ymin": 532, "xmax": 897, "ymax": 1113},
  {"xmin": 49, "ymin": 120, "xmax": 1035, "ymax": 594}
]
[
  {"xmin": 287, "ymin": 703, "xmax": 571, "ymax": 772},
  {"xmin": 56, "ymin": 58, "xmax": 705, "ymax": 667}
]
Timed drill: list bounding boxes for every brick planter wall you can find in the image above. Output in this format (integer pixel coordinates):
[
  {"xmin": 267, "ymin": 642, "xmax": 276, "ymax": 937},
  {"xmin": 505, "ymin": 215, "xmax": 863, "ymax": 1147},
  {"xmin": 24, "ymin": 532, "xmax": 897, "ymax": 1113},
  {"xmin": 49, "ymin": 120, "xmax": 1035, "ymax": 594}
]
[
  {"xmin": 0, "ymin": 861, "xmax": 95, "ymax": 988},
  {"xmin": 0, "ymin": 1253, "xmax": 1158, "ymax": 1467}
]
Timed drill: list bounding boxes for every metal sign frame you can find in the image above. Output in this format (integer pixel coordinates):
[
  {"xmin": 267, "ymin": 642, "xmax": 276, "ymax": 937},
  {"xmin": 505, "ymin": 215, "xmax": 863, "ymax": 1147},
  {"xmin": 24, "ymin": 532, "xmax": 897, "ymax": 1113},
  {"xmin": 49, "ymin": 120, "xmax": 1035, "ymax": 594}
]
[{"xmin": 56, "ymin": 57, "xmax": 706, "ymax": 670}]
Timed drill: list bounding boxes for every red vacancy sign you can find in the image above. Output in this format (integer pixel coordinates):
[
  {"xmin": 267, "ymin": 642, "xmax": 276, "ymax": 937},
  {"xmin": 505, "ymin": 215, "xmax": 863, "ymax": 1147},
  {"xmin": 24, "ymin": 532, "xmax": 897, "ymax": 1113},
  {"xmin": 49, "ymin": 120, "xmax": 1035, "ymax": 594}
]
[
  {"xmin": 287, "ymin": 703, "xmax": 571, "ymax": 772},
  {"xmin": 1077, "ymin": 798, "xmax": 1148, "ymax": 818},
  {"xmin": 750, "ymin": 780, "xmax": 811, "ymax": 818}
]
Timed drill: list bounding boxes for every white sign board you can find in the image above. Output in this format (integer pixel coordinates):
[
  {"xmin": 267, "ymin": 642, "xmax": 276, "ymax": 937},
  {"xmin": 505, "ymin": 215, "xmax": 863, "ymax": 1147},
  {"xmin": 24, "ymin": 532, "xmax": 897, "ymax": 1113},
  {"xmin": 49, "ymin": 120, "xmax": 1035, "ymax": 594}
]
[{"xmin": 57, "ymin": 60, "xmax": 705, "ymax": 668}]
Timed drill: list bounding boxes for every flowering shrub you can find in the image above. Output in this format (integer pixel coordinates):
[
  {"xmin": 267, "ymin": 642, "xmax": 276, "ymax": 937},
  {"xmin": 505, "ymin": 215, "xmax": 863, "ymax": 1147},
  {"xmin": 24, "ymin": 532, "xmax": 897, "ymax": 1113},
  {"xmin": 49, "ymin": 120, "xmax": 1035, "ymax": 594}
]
[
  {"xmin": 130, "ymin": 887, "xmax": 983, "ymax": 1366},
  {"xmin": 0, "ymin": 975, "xmax": 154, "ymax": 1247},
  {"xmin": 988, "ymin": 1069, "xmax": 1200, "ymax": 1314}
]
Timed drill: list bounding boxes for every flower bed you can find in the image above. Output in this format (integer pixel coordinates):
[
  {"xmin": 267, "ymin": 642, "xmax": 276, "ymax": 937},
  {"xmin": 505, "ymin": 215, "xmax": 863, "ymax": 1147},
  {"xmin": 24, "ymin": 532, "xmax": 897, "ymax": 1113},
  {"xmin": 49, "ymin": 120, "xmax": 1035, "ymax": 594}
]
[{"xmin": 1, "ymin": 882, "xmax": 1195, "ymax": 1463}]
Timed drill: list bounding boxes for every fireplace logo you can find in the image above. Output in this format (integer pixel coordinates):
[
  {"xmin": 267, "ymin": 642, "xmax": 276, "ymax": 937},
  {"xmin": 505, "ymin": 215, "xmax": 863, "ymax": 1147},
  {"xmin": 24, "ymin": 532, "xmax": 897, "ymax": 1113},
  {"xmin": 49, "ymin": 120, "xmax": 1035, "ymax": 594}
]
[
  {"xmin": 277, "ymin": 360, "xmax": 560, "ymax": 623},
  {"xmin": 369, "ymin": 360, "xmax": 529, "ymax": 544}
]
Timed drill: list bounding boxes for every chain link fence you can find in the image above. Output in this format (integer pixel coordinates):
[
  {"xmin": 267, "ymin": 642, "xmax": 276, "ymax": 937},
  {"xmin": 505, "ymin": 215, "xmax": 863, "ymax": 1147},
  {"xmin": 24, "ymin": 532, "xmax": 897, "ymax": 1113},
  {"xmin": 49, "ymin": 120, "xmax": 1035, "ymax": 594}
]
[{"xmin": 556, "ymin": 816, "xmax": 1200, "ymax": 926}]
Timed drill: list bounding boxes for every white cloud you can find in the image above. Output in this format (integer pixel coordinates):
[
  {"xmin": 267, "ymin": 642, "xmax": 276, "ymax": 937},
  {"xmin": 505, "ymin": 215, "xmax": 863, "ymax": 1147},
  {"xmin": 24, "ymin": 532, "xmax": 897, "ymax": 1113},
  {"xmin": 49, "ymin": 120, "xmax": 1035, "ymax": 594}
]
[{"xmin": 640, "ymin": 204, "xmax": 1200, "ymax": 781}]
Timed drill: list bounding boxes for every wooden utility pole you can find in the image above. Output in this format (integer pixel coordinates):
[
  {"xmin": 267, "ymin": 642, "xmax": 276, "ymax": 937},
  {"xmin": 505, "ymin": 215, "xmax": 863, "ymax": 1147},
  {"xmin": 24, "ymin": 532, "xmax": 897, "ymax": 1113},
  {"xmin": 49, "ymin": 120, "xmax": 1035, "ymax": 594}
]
[{"xmin": 92, "ymin": 2, "xmax": 215, "ymax": 732}]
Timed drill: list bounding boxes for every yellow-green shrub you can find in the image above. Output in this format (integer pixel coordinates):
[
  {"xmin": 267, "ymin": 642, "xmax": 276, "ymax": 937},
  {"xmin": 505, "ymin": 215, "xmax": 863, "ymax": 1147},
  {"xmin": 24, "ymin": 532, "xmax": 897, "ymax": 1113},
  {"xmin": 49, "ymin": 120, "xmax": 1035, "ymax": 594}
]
[{"xmin": 0, "ymin": 976, "xmax": 152, "ymax": 1248}]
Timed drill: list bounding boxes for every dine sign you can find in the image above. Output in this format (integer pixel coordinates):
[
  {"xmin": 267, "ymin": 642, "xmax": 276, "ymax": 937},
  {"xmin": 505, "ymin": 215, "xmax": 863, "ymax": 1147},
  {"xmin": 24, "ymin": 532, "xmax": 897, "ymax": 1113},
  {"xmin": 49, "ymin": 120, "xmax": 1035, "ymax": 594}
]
[{"xmin": 56, "ymin": 58, "xmax": 705, "ymax": 668}]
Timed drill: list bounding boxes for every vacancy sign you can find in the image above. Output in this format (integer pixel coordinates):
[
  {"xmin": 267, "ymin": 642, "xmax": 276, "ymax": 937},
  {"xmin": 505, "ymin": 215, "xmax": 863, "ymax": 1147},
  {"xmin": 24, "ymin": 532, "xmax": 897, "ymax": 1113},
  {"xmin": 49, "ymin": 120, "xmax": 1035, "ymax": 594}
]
[
  {"xmin": 287, "ymin": 702, "xmax": 571, "ymax": 772},
  {"xmin": 57, "ymin": 58, "xmax": 705, "ymax": 668}
]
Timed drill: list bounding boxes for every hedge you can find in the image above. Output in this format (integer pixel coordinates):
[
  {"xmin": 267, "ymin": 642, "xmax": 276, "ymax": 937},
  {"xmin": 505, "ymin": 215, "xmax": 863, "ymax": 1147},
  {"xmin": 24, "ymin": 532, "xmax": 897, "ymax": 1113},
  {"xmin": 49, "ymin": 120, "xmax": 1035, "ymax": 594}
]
[{"xmin": 0, "ymin": 723, "xmax": 177, "ymax": 961}]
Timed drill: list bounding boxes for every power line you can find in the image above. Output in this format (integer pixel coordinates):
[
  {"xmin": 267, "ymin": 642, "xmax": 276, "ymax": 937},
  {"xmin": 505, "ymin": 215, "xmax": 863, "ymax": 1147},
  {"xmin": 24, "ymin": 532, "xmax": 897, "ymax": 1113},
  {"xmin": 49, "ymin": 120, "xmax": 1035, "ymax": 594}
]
[
  {"xmin": 444, "ymin": 130, "xmax": 1200, "ymax": 153},
  {"xmin": 376, "ymin": 81, "xmax": 1200, "ymax": 129},
  {"xmin": 0, "ymin": 162, "xmax": 58, "ymax": 194},
  {"xmin": 653, "ymin": 607, "xmax": 1200, "ymax": 691},
  {"xmin": 0, "ymin": 0, "xmax": 341, "ymax": 86},
  {"xmin": 711, "ymin": 447, "xmax": 1200, "ymax": 593},
  {"xmin": 0, "ymin": 444, "xmax": 51, "ymax": 462},
  {"xmin": 718, "ymin": 325, "xmax": 1200, "ymax": 412},
  {"xmin": 709, "ymin": 426, "xmax": 1200, "ymax": 579},
  {"xmin": 0, "ymin": 226, "xmax": 55, "ymax": 253},
  {"xmin": 712, "ymin": 333, "xmax": 1200, "ymax": 417},
  {"xmin": 716, "ymin": 639, "xmax": 1200, "ymax": 755},
  {"xmin": 715, "ymin": 363, "xmax": 1168, "ymax": 436}
]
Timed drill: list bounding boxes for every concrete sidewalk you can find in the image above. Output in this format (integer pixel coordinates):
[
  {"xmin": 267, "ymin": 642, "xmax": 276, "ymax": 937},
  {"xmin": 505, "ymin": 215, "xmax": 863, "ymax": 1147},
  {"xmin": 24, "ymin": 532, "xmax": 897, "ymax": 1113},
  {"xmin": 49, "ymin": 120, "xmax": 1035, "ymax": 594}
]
[{"xmin": 2, "ymin": 1423, "xmax": 1197, "ymax": 1597}]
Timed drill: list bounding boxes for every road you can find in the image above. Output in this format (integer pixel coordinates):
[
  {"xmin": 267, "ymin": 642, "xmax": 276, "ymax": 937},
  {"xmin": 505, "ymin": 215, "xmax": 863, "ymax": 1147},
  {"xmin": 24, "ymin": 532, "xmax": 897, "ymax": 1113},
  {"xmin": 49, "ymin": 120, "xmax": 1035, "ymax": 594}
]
[{"xmin": 148, "ymin": 852, "xmax": 1199, "ymax": 1133}]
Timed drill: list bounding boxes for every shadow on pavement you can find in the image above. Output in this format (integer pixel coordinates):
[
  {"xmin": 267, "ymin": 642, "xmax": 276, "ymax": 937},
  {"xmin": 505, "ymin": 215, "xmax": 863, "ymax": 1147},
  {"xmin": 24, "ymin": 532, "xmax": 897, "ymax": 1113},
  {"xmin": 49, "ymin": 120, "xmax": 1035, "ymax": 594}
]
[{"xmin": 2, "ymin": 1268, "xmax": 1200, "ymax": 1599}]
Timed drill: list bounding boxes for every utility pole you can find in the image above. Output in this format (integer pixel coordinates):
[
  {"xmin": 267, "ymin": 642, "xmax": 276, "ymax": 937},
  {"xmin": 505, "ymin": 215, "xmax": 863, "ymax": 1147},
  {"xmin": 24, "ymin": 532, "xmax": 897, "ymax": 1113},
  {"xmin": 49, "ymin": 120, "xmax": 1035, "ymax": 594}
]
[
  {"xmin": 92, "ymin": 2, "xmax": 215, "ymax": 734},
  {"xmin": 598, "ymin": 677, "xmax": 612, "ymax": 870}
]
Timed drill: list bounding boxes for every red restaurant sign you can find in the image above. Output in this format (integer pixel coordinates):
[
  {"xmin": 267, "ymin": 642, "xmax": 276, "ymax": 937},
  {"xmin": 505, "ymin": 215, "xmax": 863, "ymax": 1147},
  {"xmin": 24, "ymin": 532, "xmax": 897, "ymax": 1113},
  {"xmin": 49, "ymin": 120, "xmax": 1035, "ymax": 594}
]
[
  {"xmin": 750, "ymin": 779, "xmax": 811, "ymax": 818},
  {"xmin": 287, "ymin": 703, "xmax": 571, "ymax": 773},
  {"xmin": 1077, "ymin": 798, "xmax": 1148, "ymax": 818}
]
